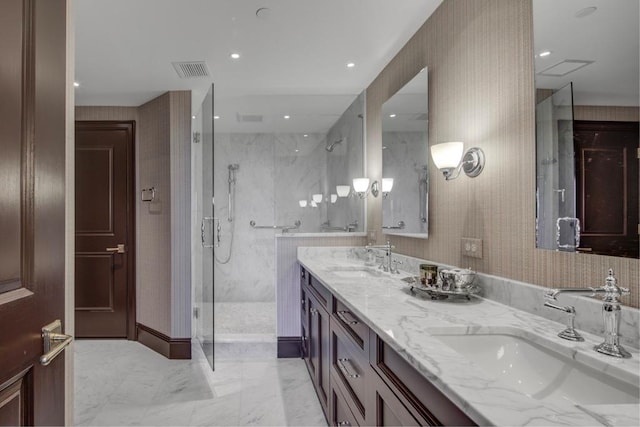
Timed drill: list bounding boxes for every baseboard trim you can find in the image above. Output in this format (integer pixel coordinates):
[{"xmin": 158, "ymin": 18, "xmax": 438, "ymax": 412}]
[
  {"xmin": 137, "ymin": 323, "xmax": 191, "ymax": 359},
  {"xmin": 277, "ymin": 336, "xmax": 302, "ymax": 358}
]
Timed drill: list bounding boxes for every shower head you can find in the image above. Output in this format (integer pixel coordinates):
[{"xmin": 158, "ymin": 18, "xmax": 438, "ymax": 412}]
[
  {"xmin": 228, "ymin": 164, "xmax": 239, "ymax": 171},
  {"xmin": 326, "ymin": 138, "xmax": 344, "ymax": 152}
]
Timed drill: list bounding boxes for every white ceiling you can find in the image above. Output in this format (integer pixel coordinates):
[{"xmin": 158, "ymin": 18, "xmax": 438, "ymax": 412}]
[
  {"xmin": 74, "ymin": 0, "xmax": 443, "ymax": 132},
  {"xmin": 533, "ymin": 0, "xmax": 639, "ymax": 106}
]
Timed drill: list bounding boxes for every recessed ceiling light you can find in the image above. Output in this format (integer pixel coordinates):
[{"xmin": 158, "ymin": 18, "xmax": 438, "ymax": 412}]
[
  {"xmin": 389, "ymin": 113, "xmax": 397, "ymax": 118},
  {"xmin": 230, "ymin": 53, "xmax": 240, "ymax": 60},
  {"xmin": 192, "ymin": 115, "xmax": 196, "ymax": 120},
  {"xmin": 284, "ymin": 115, "xmax": 290, "ymax": 119},
  {"xmin": 295, "ymin": 149, "xmax": 299, "ymax": 153},
  {"xmin": 575, "ymin": 7, "xmax": 597, "ymax": 18},
  {"xmin": 303, "ymin": 134, "xmax": 308, "ymax": 137},
  {"xmin": 346, "ymin": 62, "xmax": 355, "ymax": 68},
  {"xmin": 539, "ymin": 50, "xmax": 552, "ymax": 57},
  {"xmin": 213, "ymin": 115, "xmax": 220, "ymax": 120},
  {"xmin": 73, "ymin": 82, "xmax": 80, "ymax": 87}
]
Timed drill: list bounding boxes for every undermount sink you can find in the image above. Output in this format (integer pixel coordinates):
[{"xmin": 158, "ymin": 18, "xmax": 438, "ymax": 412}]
[
  {"xmin": 328, "ymin": 266, "xmax": 383, "ymax": 279},
  {"xmin": 429, "ymin": 328, "xmax": 639, "ymax": 406}
]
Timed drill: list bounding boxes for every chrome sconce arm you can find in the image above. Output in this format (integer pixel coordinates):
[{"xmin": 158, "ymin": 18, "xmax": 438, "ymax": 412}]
[{"xmin": 431, "ymin": 142, "xmax": 485, "ymax": 181}]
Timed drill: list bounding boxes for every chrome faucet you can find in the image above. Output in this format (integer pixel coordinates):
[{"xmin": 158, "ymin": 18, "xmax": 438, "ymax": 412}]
[
  {"xmin": 365, "ymin": 241, "xmax": 395, "ymax": 273},
  {"xmin": 544, "ymin": 269, "xmax": 631, "ymax": 358}
]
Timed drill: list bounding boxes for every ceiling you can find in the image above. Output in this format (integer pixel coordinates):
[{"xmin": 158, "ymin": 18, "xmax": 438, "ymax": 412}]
[
  {"xmin": 533, "ymin": 0, "xmax": 639, "ymax": 106},
  {"xmin": 74, "ymin": 0, "xmax": 443, "ymax": 132}
]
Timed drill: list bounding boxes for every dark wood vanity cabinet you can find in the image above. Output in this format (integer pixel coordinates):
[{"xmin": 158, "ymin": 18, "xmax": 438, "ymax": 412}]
[
  {"xmin": 301, "ymin": 268, "xmax": 331, "ymax": 415},
  {"xmin": 300, "ymin": 267, "xmax": 476, "ymax": 427}
]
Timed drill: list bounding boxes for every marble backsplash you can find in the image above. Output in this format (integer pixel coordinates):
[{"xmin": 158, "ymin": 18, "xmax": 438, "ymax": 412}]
[{"xmin": 343, "ymin": 246, "xmax": 640, "ymax": 349}]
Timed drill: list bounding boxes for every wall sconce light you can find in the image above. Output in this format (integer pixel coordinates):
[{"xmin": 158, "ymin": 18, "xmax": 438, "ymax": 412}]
[
  {"xmin": 430, "ymin": 142, "xmax": 485, "ymax": 181},
  {"xmin": 381, "ymin": 178, "xmax": 394, "ymax": 198},
  {"xmin": 352, "ymin": 178, "xmax": 380, "ymax": 198},
  {"xmin": 311, "ymin": 200, "xmax": 318, "ymax": 208},
  {"xmin": 330, "ymin": 194, "xmax": 338, "ymax": 204},
  {"xmin": 299, "ymin": 200, "xmax": 307, "ymax": 207},
  {"xmin": 312, "ymin": 194, "xmax": 323, "ymax": 203},
  {"xmin": 336, "ymin": 185, "xmax": 351, "ymax": 197}
]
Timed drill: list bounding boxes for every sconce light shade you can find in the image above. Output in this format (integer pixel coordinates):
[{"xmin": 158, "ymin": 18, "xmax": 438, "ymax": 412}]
[
  {"xmin": 311, "ymin": 200, "xmax": 318, "ymax": 208},
  {"xmin": 382, "ymin": 178, "xmax": 394, "ymax": 199},
  {"xmin": 381, "ymin": 178, "xmax": 394, "ymax": 193},
  {"xmin": 336, "ymin": 185, "xmax": 351, "ymax": 197},
  {"xmin": 299, "ymin": 200, "xmax": 307, "ymax": 207},
  {"xmin": 430, "ymin": 142, "xmax": 464, "ymax": 169},
  {"xmin": 330, "ymin": 194, "xmax": 338, "ymax": 203},
  {"xmin": 352, "ymin": 178, "xmax": 370, "ymax": 193},
  {"xmin": 312, "ymin": 194, "xmax": 323, "ymax": 203},
  {"xmin": 431, "ymin": 142, "xmax": 485, "ymax": 180}
]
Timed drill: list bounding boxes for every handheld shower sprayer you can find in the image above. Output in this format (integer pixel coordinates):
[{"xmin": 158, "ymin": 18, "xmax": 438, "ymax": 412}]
[{"xmin": 227, "ymin": 164, "xmax": 239, "ymax": 222}]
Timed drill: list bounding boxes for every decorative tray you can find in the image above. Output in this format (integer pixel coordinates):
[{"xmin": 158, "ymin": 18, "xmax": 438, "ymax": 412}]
[{"xmin": 402, "ymin": 277, "xmax": 478, "ymax": 301}]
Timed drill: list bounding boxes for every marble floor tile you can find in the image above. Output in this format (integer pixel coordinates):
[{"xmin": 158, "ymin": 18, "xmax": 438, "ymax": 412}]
[{"xmin": 74, "ymin": 340, "xmax": 326, "ymax": 426}]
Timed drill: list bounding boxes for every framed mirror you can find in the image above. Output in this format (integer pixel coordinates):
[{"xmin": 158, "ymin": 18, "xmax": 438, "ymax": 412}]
[
  {"xmin": 381, "ymin": 68, "xmax": 429, "ymax": 238},
  {"xmin": 533, "ymin": 0, "xmax": 639, "ymax": 258}
]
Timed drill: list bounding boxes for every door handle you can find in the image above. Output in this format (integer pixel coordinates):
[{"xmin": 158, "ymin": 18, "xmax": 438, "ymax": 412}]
[
  {"xmin": 106, "ymin": 244, "xmax": 126, "ymax": 254},
  {"xmin": 40, "ymin": 320, "xmax": 73, "ymax": 366}
]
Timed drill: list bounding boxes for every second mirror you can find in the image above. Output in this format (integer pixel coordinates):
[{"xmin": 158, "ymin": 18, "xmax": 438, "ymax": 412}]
[{"xmin": 381, "ymin": 68, "xmax": 429, "ymax": 238}]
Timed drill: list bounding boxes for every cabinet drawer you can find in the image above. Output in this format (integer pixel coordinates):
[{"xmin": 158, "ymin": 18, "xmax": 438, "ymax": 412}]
[
  {"xmin": 331, "ymin": 318, "xmax": 368, "ymax": 420},
  {"xmin": 309, "ymin": 274, "xmax": 331, "ymax": 309},
  {"xmin": 332, "ymin": 384, "xmax": 360, "ymax": 427},
  {"xmin": 334, "ymin": 298, "xmax": 368, "ymax": 349},
  {"xmin": 371, "ymin": 334, "xmax": 476, "ymax": 426}
]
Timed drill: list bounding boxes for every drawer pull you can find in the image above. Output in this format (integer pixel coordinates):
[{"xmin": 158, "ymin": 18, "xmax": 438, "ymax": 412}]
[
  {"xmin": 337, "ymin": 310, "xmax": 359, "ymax": 325},
  {"xmin": 337, "ymin": 421, "xmax": 351, "ymax": 426},
  {"xmin": 338, "ymin": 358, "xmax": 360, "ymax": 379}
]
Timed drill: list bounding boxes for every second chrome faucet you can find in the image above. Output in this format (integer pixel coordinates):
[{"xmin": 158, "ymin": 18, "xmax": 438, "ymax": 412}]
[
  {"xmin": 544, "ymin": 269, "xmax": 631, "ymax": 358},
  {"xmin": 365, "ymin": 241, "xmax": 403, "ymax": 274}
]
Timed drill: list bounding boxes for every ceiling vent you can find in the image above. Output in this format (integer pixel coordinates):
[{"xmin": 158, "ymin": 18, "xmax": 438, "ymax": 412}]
[
  {"xmin": 538, "ymin": 60, "xmax": 593, "ymax": 77},
  {"xmin": 236, "ymin": 113, "xmax": 263, "ymax": 123},
  {"xmin": 172, "ymin": 61, "xmax": 210, "ymax": 78}
]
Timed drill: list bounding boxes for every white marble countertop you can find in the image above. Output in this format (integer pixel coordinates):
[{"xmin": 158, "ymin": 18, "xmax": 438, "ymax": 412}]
[{"xmin": 297, "ymin": 247, "xmax": 640, "ymax": 426}]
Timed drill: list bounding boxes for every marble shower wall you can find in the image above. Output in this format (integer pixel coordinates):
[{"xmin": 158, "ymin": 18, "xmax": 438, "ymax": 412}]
[
  {"xmin": 382, "ymin": 131, "xmax": 428, "ymax": 234},
  {"xmin": 214, "ymin": 133, "xmax": 276, "ymax": 303},
  {"xmin": 274, "ymin": 133, "xmax": 327, "ymax": 233},
  {"xmin": 326, "ymin": 92, "xmax": 366, "ymax": 232}
]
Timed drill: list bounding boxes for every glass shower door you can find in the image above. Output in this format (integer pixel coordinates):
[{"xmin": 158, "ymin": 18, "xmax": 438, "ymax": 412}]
[
  {"xmin": 536, "ymin": 82, "xmax": 576, "ymax": 251},
  {"xmin": 196, "ymin": 85, "xmax": 215, "ymax": 369}
]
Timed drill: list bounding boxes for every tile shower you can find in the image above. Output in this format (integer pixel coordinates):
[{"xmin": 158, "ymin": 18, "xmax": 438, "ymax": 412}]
[{"xmin": 211, "ymin": 94, "xmax": 364, "ymax": 359}]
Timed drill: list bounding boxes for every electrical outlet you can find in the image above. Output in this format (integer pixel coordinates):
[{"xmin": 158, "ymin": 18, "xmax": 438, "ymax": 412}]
[{"xmin": 461, "ymin": 237, "xmax": 483, "ymax": 259}]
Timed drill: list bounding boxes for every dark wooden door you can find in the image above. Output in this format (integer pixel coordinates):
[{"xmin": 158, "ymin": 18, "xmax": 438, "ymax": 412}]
[
  {"xmin": 75, "ymin": 121, "xmax": 135, "ymax": 338},
  {"xmin": 574, "ymin": 121, "xmax": 639, "ymax": 258},
  {"xmin": 0, "ymin": 0, "xmax": 68, "ymax": 424}
]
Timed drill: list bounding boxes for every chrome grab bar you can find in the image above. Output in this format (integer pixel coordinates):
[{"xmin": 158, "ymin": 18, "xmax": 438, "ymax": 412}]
[
  {"xmin": 382, "ymin": 220, "xmax": 405, "ymax": 230},
  {"xmin": 249, "ymin": 220, "xmax": 301, "ymax": 233},
  {"xmin": 321, "ymin": 220, "xmax": 358, "ymax": 232}
]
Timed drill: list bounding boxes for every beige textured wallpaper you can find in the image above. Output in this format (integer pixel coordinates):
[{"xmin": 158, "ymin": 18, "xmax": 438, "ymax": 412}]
[
  {"xmin": 365, "ymin": 0, "xmax": 639, "ymax": 308},
  {"xmin": 76, "ymin": 94, "xmax": 192, "ymax": 338}
]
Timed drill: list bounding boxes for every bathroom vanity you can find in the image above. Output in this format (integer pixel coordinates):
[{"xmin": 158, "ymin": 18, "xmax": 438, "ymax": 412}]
[{"xmin": 297, "ymin": 247, "xmax": 640, "ymax": 426}]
